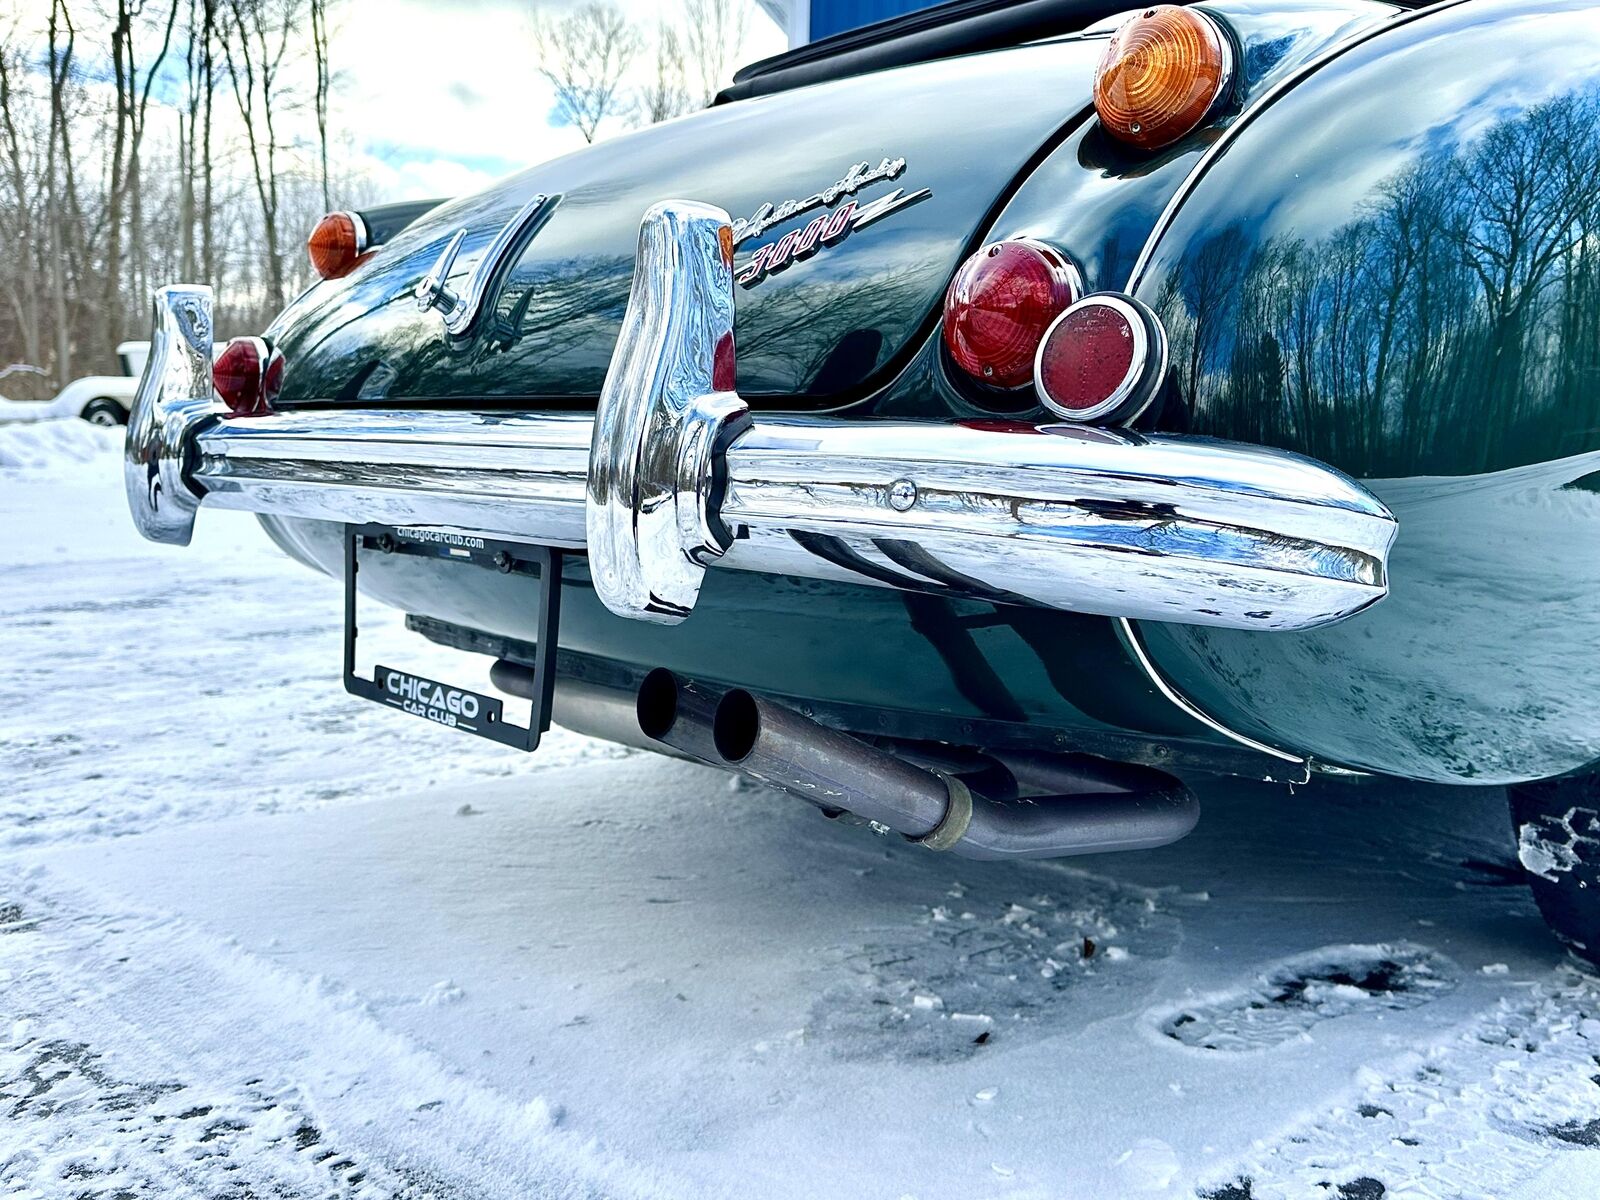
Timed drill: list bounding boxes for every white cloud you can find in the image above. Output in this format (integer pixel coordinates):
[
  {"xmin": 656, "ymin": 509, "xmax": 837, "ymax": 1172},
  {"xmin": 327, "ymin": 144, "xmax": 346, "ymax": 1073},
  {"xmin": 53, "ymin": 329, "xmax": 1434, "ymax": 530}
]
[{"xmin": 332, "ymin": 0, "xmax": 784, "ymax": 202}]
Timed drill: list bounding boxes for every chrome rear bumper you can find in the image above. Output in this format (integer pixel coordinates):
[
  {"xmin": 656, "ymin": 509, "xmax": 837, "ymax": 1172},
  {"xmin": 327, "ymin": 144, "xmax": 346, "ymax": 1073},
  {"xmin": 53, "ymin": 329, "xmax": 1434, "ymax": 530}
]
[{"xmin": 126, "ymin": 203, "xmax": 1396, "ymax": 632}]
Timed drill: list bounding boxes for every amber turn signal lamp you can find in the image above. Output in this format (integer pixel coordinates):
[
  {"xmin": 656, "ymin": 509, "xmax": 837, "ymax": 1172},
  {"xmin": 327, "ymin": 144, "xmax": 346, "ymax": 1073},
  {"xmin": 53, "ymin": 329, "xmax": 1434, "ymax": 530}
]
[
  {"xmin": 1093, "ymin": 6, "xmax": 1233, "ymax": 151},
  {"xmin": 1035, "ymin": 293, "xmax": 1167, "ymax": 423},
  {"xmin": 307, "ymin": 211, "xmax": 369, "ymax": 280},
  {"xmin": 944, "ymin": 239, "xmax": 1082, "ymax": 390},
  {"xmin": 213, "ymin": 336, "xmax": 280, "ymax": 417}
]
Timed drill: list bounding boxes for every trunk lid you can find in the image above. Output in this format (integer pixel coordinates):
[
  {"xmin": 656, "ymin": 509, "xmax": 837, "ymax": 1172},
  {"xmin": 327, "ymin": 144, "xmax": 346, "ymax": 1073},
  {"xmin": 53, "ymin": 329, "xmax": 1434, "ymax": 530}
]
[{"xmin": 271, "ymin": 36, "xmax": 1104, "ymax": 408}]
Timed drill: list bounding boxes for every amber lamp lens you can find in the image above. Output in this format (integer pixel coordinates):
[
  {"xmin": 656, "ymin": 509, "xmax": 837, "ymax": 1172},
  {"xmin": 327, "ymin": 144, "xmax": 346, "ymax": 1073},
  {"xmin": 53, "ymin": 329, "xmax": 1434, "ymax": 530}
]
[
  {"xmin": 944, "ymin": 240, "xmax": 1080, "ymax": 390},
  {"xmin": 307, "ymin": 211, "xmax": 364, "ymax": 280},
  {"xmin": 1094, "ymin": 6, "xmax": 1229, "ymax": 150}
]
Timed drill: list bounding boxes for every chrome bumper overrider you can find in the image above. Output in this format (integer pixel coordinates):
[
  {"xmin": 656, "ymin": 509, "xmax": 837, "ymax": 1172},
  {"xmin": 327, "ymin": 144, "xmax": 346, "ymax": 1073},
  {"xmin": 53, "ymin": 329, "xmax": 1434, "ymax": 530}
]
[{"xmin": 126, "ymin": 203, "xmax": 1396, "ymax": 632}]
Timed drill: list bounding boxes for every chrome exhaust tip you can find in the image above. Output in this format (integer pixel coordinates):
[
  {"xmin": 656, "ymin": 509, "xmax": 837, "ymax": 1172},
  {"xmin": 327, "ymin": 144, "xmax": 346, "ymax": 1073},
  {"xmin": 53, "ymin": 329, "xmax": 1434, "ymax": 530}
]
[{"xmin": 636, "ymin": 668, "xmax": 722, "ymax": 764}]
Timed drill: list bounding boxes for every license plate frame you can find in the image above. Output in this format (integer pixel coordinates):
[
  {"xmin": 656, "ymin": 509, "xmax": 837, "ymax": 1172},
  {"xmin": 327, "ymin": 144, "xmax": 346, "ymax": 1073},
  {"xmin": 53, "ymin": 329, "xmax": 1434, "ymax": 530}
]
[{"xmin": 342, "ymin": 524, "xmax": 562, "ymax": 752}]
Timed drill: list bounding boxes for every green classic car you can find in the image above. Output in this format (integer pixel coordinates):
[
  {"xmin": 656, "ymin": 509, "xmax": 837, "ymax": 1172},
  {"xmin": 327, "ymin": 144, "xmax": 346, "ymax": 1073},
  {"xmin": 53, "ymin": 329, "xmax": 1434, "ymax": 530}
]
[{"xmin": 126, "ymin": 0, "xmax": 1600, "ymax": 961}]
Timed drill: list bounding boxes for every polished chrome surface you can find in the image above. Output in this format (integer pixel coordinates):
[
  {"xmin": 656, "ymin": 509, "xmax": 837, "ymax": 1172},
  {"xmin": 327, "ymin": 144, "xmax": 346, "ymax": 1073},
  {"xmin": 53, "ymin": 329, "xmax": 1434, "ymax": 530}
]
[
  {"xmin": 194, "ymin": 410, "xmax": 594, "ymax": 546},
  {"xmin": 414, "ymin": 192, "xmax": 550, "ymax": 336},
  {"xmin": 129, "ymin": 200, "xmax": 1399, "ymax": 632},
  {"xmin": 718, "ymin": 420, "xmax": 1394, "ymax": 630},
  {"xmin": 124, "ymin": 285, "xmax": 218, "ymax": 546},
  {"xmin": 586, "ymin": 201, "xmax": 749, "ymax": 624},
  {"xmin": 165, "ymin": 403, "xmax": 1397, "ymax": 631}
]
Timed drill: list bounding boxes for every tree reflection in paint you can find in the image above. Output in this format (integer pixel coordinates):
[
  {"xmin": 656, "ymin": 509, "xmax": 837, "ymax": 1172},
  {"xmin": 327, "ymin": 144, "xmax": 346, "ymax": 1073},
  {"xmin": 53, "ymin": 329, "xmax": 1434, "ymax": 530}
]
[{"xmin": 1159, "ymin": 88, "xmax": 1600, "ymax": 477}]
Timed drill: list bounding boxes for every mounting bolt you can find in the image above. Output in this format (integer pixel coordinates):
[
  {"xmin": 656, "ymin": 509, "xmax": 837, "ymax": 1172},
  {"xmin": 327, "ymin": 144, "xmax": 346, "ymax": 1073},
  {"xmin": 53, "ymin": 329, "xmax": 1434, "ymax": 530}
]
[{"xmin": 888, "ymin": 478, "xmax": 918, "ymax": 512}]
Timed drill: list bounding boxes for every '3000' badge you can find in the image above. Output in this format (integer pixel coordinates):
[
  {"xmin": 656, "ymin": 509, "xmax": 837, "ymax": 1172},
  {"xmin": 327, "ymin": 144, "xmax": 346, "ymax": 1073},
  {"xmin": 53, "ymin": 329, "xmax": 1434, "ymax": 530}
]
[{"xmin": 733, "ymin": 158, "xmax": 931, "ymax": 289}]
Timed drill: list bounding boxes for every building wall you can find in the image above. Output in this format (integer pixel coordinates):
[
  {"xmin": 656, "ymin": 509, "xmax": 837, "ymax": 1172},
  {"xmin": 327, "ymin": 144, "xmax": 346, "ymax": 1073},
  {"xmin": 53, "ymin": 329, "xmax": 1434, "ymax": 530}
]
[{"xmin": 809, "ymin": 0, "xmax": 943, "ymax": 40}]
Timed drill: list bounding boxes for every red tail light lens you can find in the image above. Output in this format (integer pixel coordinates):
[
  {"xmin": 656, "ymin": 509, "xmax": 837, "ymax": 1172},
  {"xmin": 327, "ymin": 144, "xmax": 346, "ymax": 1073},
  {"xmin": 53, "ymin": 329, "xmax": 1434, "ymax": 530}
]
[
  {"xmin": 944, "ymin": 240, "xmax": 1081, "ymax": 390},
  {"xmin": 213, "ymin": 337, "xmax": 278, "ymax": 417},
  {"xmin": 1035, "ymin": 294, "xmax": 1167, "ymax": 423},
  {"xmin": 1094, "ymin": 6, "xmax": 1233, "ymax": 151},
  {"xmin": 308, "ymin": 211, "xmax": 368, "ymax": 280}
]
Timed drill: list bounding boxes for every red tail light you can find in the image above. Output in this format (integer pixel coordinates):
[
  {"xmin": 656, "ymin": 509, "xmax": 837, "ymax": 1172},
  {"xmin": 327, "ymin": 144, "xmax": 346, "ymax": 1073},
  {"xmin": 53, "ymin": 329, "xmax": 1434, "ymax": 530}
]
[
  {"xmin": 1035, "ymin": 294, "xmax": 1167, "ymax": 423},
  {"xmin": 213, "ymin": 337, "xmax": 279, "ymax": 417},
  {"xmin": 308, "ymin": 211, "xmax": 368, "ymax": 280},
  {"xmin": 943, "ymin": 240, "xmax": 1081, "ymax": 390}
]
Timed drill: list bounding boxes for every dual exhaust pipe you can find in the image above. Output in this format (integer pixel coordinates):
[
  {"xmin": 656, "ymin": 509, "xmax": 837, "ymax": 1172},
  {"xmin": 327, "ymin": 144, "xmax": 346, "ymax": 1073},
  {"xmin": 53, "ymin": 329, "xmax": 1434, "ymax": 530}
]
[{"xmin": 632, "ymin": 668, "xmax": 1198, "ymax": 861}]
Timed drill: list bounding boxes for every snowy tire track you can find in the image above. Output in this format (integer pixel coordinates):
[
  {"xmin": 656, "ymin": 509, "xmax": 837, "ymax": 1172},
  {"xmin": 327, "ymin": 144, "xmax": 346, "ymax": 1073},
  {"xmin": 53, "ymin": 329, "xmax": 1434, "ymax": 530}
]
[{"xmin": 0, "ymin": 874, "xmax": 683, "ymax": 1200}]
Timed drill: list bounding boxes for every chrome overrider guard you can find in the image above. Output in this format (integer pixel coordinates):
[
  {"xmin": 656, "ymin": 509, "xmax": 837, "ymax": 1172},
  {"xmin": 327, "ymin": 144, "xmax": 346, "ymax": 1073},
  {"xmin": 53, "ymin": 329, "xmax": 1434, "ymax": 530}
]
[{"xmin": 125, "ymin": 202, "xmax": 1397, "ymax": 632}]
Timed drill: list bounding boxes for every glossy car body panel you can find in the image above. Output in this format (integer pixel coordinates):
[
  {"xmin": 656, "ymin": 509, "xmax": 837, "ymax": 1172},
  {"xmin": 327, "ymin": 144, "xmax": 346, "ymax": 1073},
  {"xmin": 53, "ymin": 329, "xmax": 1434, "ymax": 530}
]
[
  {"xmin": 266, "ymin": 0, "xmax": 1394, "ymax": 418},
  {"xmin": 269, "ymin": 39, "xmax": 1110, "ymax": 408},
  {"xmin": 236, "ymin": 0, "xmax": 1600, "ymax": 788},
  {"xmin": 1131, "ymin": 0, "xmax": 1600, "ymax": 783},
  {"xmin": 247, "ymin": 0, "xmax": 1402, "ymax": 784}
]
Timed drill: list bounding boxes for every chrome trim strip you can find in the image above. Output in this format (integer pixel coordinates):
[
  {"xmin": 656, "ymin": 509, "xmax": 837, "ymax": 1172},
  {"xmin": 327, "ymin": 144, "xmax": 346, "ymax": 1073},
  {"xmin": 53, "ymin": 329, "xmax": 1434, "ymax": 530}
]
[
  {"xmin": 415, "ymin": 192, "xmax": 551, "ymax": 336},
  {"xmin": 124, "ymin": 285, "xmax": 216, "ymax": 546},
  {"xmin": 127, "ymin": 205, "xmax": 1399, "ymax": 633},
  {"xmin": 1114, "ymin": 616, "xmax": 1308, "ymax": 772},
  {"xmin": 586, "ymin": 201, "xmax": 749, "ymax": 624}
]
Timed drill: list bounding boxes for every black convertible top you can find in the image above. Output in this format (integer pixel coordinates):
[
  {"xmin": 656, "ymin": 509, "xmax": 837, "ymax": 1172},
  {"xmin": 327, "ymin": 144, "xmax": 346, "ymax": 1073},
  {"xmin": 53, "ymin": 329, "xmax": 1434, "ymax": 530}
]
[
  {"xmin": 716, "ymin": 0, "xmax": 1186, "ymax": 103},
  {"xmin": 717, "ymin": 0, "xmax": 1424, "ymax": 103}
]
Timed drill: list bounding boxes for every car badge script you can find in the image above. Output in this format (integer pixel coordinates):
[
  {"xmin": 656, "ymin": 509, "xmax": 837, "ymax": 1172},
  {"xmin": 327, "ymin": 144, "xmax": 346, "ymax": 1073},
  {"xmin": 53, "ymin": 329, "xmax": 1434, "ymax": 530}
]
[{"xmin": 732, "ymin": 157, "xmax": 932, "ymax": 288}]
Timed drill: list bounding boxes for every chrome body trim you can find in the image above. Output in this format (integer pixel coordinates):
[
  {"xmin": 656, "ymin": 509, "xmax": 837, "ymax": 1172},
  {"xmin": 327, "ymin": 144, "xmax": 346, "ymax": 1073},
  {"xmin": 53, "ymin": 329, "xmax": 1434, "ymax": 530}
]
[
  {"xmin": 1114, "ymin": 616, "xmax": 1308, "ymax": 774},
  {"xmin": 343, "ymin": 210, "xmax": 370, "ymax": 254},
  {"xmin": 126, "ymin": 208, "xmax": 1399, "ymax": 633},
  {"xmin": 414, "ymin": 192, "xmax": 551, "ymax": 336},
  {"xmin": 124, "ymin": 285, "xmax": 217, "ymax": 546},
  {"xmin": 586, "ymin": 201, "xmax": 749, "ymax": 623}
]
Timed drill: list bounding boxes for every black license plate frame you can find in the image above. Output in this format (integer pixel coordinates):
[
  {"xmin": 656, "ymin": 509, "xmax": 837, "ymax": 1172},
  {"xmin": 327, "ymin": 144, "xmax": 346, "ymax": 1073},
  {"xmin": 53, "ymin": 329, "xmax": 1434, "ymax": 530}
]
[{"xmin": 342, "ymin": 524, "xmax": 562, "ymax": 752}]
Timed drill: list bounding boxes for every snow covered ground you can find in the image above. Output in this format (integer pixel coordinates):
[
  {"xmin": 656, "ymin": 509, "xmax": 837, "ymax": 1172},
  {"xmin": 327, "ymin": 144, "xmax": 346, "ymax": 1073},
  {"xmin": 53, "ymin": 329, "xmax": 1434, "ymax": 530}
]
[{"xmin": 3, "ymin": 420, "xmax": 1600, "ymax": 1198}]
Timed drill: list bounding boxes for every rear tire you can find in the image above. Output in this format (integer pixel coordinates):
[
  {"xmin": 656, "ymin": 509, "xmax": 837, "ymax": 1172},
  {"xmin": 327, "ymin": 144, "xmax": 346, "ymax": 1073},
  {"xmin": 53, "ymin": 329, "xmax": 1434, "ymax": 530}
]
[
  {"xmin": 81, "ymin": 398, "xmax": 126, "ymax": 426},
  {"xmin": 1509, "ymin": 773, "xmax": 1600, "ymax": 965}
]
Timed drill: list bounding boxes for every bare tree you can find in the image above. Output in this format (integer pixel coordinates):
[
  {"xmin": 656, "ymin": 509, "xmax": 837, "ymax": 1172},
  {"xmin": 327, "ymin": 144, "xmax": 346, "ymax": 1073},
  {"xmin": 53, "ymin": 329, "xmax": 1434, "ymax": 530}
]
[
  {"xmin": 637, "ymin": 22, "xmax": 690, "ymax": 124},
  {"xmin": 309, "ymin": 0, "xmax": 332, "ymax": 210},
  {"xmin": 677, "ymin": 0, "xmax": 747, "ymax": 108},
  {"xmin": 106, "ymin": 0, "xmax": 183, "ymax": 343},
  {"xmin": 0, "ymin": 34, "xmax": 42, "ymax": 373},
  {"xmin": 531, "ymin": 2, "xmax": 642, "ymax": 144},
  {"xmin": 223, "ymin": 0, "xmax": 305, "ymax": 311}
]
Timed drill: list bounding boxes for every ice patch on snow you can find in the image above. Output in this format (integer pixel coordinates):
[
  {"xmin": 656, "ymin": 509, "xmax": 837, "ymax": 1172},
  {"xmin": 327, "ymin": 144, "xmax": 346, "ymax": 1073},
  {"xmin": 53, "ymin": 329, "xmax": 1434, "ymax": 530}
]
[
  {"xmin": 1159, "ymin": 943, "xmax": 1457, "ymax": 1053},
  {"xmin": 809, "ymin": 877, "xmax": 1178, "ymax": 1061},
  {"xmin": 1518, "ymin": 808, "xmax": 1597, "ymax": 883}
]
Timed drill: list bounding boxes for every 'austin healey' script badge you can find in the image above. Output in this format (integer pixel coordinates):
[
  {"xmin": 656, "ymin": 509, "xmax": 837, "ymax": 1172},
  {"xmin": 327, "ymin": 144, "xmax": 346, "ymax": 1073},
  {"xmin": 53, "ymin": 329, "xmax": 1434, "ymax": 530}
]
[{"xmin": 732, "ymin": 157, "xmax": 931, "ymax": 288}]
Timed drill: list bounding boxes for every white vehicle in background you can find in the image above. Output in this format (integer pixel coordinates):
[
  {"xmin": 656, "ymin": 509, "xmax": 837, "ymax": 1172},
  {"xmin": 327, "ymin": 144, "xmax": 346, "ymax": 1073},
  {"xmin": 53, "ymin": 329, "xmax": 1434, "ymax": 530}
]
[
  {"xmin": 52, "ymin": 342, "xmax": 149, "ymax": 425},
  {"xmin": 0, "ymin": 342, "xmax": 149, "ymax": 426}
]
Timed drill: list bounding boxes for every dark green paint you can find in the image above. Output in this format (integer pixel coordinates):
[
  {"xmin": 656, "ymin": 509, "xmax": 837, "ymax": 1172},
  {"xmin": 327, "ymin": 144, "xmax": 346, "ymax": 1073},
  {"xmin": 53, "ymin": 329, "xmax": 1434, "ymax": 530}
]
[
  {"xmin": 1132, "ymin": 0, "xmax": 1600, "ymax": 783},
  {"xmin": 260, "ymin": 0, "xmax": 1600, "ymax": 786}
]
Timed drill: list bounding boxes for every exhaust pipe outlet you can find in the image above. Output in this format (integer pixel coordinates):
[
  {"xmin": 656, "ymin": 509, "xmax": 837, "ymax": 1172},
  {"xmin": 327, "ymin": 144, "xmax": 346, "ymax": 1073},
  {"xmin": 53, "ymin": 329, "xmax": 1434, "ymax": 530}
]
[
  {"xmin": 711, "ymin": 689, "xmax": 1198, "ymax": 860},
  {"xmin": 636, "ymin": 667, "xmax": 723, "ymax": 764}
]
